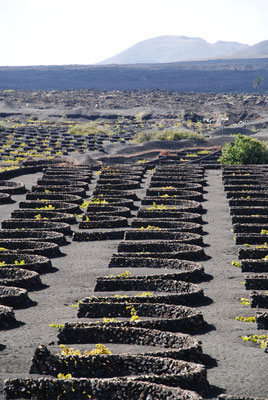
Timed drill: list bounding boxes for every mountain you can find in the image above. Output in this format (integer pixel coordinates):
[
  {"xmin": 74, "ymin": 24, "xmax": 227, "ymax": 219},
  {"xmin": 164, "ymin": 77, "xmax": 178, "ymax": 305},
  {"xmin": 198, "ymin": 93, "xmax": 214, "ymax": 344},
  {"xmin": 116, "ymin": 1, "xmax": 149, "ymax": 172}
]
[
  {"xmin": 99, "ymin": 35, "xmax": 249, "ymax": 64},
  {"xmin": 230, "ymin": 40, "xmax": 268, "ymax": 58}
]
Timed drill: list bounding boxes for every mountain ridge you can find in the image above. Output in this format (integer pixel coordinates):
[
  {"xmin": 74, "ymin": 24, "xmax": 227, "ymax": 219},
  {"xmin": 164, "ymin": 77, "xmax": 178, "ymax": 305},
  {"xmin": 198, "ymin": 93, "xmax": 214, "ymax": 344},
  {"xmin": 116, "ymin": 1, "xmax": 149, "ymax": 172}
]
[{"xmin": 99, "ymin": 35, "xmax": 266, "ymax": 64}]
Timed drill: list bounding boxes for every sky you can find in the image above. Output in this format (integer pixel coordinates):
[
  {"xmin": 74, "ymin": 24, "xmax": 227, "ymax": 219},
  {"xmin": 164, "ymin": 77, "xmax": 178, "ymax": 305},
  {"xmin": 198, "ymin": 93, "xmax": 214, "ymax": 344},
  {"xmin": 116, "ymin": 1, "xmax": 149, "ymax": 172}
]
[{"xmin": 0, "ymin": 0, "xmax": 267, "ymax": 66}]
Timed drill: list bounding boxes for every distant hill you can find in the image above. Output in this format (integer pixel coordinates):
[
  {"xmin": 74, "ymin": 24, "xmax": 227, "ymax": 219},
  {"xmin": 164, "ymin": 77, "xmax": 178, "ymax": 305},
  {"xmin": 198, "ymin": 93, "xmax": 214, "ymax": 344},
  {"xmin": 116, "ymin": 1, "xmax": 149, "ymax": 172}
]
[
  {"xmin": 230, "ymin": 40, "xmax": 268, "ymax": 58},
  {"xmin": 0, "ymin": 58, "xmax": 267, "ymax": 92},
  {"xmin": 99, "ymin": 35, "xmax": 249, "ymax": 64}
]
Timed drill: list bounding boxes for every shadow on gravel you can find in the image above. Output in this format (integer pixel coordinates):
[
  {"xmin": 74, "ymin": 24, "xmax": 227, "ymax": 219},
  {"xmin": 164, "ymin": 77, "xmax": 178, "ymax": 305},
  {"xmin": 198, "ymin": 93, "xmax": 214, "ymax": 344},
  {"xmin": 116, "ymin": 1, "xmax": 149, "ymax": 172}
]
[
  {"xmin": 45, "ymin": 266, "xmax": 59, "ymax": 274},
  {"xmin": 1, "ymin": 320, "xmax": 25, "ymax": 331},
  {"xmin": 16, "ymin": 300, "xmax": 38, "ymax": 309},
  {"xmin": 201, "ymin": 273, "xmax": 213, "ymax": 282},
  {"xmin": 205, "ymin": 385, "xmax": 226, "ymax": 399},
  {"xmin": 193, "ymin": 324, "xmax": 216, "ymax": 336},
  {"xmin": 28, "ymin": 283, "xmax": 50, "ymax": 292},
  {"xmin": 201, "ymin": 353, "xmax": 218, "ymax": 369},
  {"xmin": 0, "ymin": 344, "xmax": 6, "ymax": 351},
  {"xmin": 198, "ymin": 296, "xmax": 214, "ymax": 306}
]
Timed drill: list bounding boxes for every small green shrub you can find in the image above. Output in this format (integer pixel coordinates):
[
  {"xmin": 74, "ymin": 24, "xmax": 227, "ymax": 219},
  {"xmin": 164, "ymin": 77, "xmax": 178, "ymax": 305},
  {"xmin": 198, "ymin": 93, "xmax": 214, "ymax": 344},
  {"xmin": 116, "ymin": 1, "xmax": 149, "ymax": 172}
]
[
  {"xmin": 136, "ymin": 129, "xmax": 205, "ymax": 143},
  {"xmin": 219, "ymin": 134, "xmax": 268, "ymax": 165},
  {"xmin": 0, "ymin": 121, "xmax": 6, "ymax": 132},
  {"xmin": 68, "ymin": 122, "xmax": 112, "ymax": 136}
]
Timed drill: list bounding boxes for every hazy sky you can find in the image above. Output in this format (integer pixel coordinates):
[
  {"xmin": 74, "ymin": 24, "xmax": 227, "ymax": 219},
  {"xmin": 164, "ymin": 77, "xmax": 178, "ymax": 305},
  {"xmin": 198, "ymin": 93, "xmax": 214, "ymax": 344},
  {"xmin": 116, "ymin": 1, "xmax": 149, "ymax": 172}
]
[{"xmin": 0, "ymin": 0, "xmax": 267, "ymax": 66}]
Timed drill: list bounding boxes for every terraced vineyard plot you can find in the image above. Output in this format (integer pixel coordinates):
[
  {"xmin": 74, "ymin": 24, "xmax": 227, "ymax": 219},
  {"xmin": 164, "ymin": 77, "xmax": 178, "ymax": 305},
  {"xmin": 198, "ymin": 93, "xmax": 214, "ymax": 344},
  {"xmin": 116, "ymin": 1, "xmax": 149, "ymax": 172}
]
[{"xmin": 0, "ymin": 163, "xmax": 267, "ymax": 399}]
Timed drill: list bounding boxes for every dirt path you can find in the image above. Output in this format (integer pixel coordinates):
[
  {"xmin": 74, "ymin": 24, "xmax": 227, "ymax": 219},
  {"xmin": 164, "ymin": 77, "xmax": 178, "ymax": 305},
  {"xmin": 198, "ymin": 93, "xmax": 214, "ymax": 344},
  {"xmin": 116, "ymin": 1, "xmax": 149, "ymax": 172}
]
[{"xmin": 196, "ymin": 169, "xmax": 267, "ymax": 398}]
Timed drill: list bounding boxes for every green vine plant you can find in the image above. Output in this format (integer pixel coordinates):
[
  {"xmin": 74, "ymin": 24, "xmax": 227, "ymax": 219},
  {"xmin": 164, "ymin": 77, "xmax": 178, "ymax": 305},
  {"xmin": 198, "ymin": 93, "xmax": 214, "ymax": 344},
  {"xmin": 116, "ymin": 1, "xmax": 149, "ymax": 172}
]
[
  {"xmin": 114, "ymin": 292, "xmax": 153, "ymax": 298},
  {"xmin": 34, "ymin": 214, "xmax": 48, "ymax": 220},
  {"xmin": 231, "ymin": 261, "xmax": 242, "ymax": 268},
  {"xmin": 240, "ymin": 298, "xmax": 250, "ymax": 306},
  {"xmin": 57, "ymin": 343, "xmax": 112, "ymax": 356},
  {"xmin": 80, "ymin": 199, "xmax": 109, "ymax": 209},
  {"xmin": 49, "ymin": 324, "xmax": 64, "ymax": 329},
  {"xmin": 146, "ymin": 202, "xmax": 176, "ymax": 211},
  {"xmin": 0, "ymin": 260, "xmax": 26, "ymax": 266},
  {"xmin": 126, "ymin": 305, "xmax": 141, "ymax": 322},
  {"xmin": 35, "ymin": 204, "xmax": 56, "ymax": 210},
  {"xmin": 103, "ymin": 317, "xmax": 120, "ymax": 323},
  {"xmin": 235, "ymin": 316, "xmax": 256, "ymax": 323},
  {"xmin": 139, "ymin": 225, "xmax": 162, "ymax": 231},
  {"xmin": 242, "ymin": 334, "xmax": 268, "ymax": 348},
  {"xmin": 58, "ymin": 373, "xmax": 72, "ymax": 379},
  {"xmin": 109, "ymin": 271, "xmax": 131, "ymax": 279}
]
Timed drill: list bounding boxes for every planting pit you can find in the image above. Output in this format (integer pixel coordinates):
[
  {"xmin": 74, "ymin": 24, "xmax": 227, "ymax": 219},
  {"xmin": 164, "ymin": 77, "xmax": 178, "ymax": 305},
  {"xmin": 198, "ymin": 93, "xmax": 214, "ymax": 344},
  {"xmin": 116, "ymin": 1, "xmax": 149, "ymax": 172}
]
[
  {"xmin": 91, "ymin": 283, "xmax": 204, "ymax": 306},
  {"xmin": 230, "ymin": 206, "xmax": 268, "ymax": 216},
  {"xmin": 10, "ymin": 210, "xmax": 76, "ymax": 224},
  {"xmin": 226, "ymin": 191, "xmax": 268, "ymax": 199},
  {"xmin": 36, "ymin": 179, "xmax": 89, "ymax": 190},
  {"xmin": 1, "ymin": 219, "xmax": 72, "ymax": 235},
  {"xmin": 78, "ymin": 300, "xmax": 205, "ymax": 333},
  {"xmin": 146, "ymin": 184, "xmax": 203, "ymax": 196},
  {"xmin": 232, "ymin": 215, "xmax": 268, "ymax": 225},
  {"xmin": 4, "ymin": 377, "xmax": 202, "ymax": 400},
  {"xmin": 124, "ymin": 230, "xmax": 203, "ymax": 246},
  {"xmin": 0, "ymin": 229, "xmax": 67, "ymax": 246},
  {"xmin": 93, "ymin": 189, "xmax": 140, "ymax": 201},
  {"xmin": 235, "ymin": 233, "xmax": 268, "ymax": 245},
  {"xmin": 108, "ymin": 257, "xmax": 205, "ymax": 280},
  {"xmin": 117, "ymin": 241, "xmax": 205, "ymax": 261},
  {"xmin": 94, "ymin": 273, "xmax": 205, "ymax": 293},
  {"xmin": 0, "ymin": 268, "xmax": 42, "ymax": 290},
  {"xmin": 131, "ymin": 219, "xmax": 203, "ymax": 234},
  {"xmin": 136, "ymin": 210, "xmax": 203, "ymax": 223},
  {"xmin": 0, "ymin": 285, "xmax": 31, "ymax": 308},
  {"xmin": 141, "ymin": 198, "xmax": 203, "ymax": 213},
  {"xmin": 0, "ymin": 253, "xmax": 53, "ymax": 274},
  {"xmin": 97, "ymin": 177, "xmax": 142, "ymax": 184},
  {"xmin": 239, "ymin": 247, "xmax": 268, "ymax": 260},
  {"xmin": 88, "ymin": 197, "xmax": 135, "ymax": 209},
  {"xmin": 96, "ymin": 181, "xmax": 140, "ymax": 190},
  {"xmin": 84, "ymin": 205, "xmax": 131, "ymax": 218},
  {"xmin": 233, "ymin": 224, "xmax": 268, "ymax": 234},
  {"xmin": 241, "ymin": 259, "xmax": 268, "ymax": 273},
  {"xmin": 73, "ymin": 230, "xmax": 125, "ymax": 241},
  {"xmin": 31, "ymin": 185, "xmax": 87, "ymax": 197},
  {"xmin": 245, "ymin": 275, "xmax": 268, "ymax": 290},
  {"xmin": 26, "ymin": 192, "xmax": 83, "ymax": 205},
  {"xmin": 18, "ymin": 200, "xmax": 81, "ymax": 214},
  {"xmin": 79, "ymin": 216, "xmax": 128, "ymax": 229},
  {"xmin": 43, "ymin": 173, "xmax": 92, "ymax": 183},
  {"xmin": 142, "ymin": 191, "xmax": 204, "ymax": 201},
  {"xmin": 0, "ymin": 239, "xmax": 62, "ymax": 258},
  {"xmin": 149, "ymin": 177, "xmax": 206, "ymax": 187},
  {"xmin": 224, "ymin": 184, "xmax": 267, "ymax": 192},
  {"xmin": 229, "ymin": 198, "xmax": 268, "ymax": 207},
  {"xmin": 29, "ymin": 345, "xmax": 208, "ymax": 394},
  {"xmin": 110, "ymin": 249, "xmax": 204, "ymax": 261},
  {"xmin": 57, "ymin": 324, "xmax": 203, "ymax": 363},
  {"xmin": 0, "ymin": 181, "xmax": 26, "ymax": 194},
  {"xmin": 250, "ymin": 291, "xmax": 268, "ymax": 308}
]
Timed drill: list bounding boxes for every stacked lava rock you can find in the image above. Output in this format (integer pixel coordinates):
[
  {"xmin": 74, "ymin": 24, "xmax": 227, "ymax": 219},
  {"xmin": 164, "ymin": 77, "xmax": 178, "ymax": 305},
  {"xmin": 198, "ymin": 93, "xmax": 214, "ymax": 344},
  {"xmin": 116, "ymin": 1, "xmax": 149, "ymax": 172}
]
[
  {"xmin": 223, "ymin": 165, "xmax": 268, "ymax": 349},
  {"xmin": 0, "ymin": 163, "xmax": 90, "ymax": 332}
]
